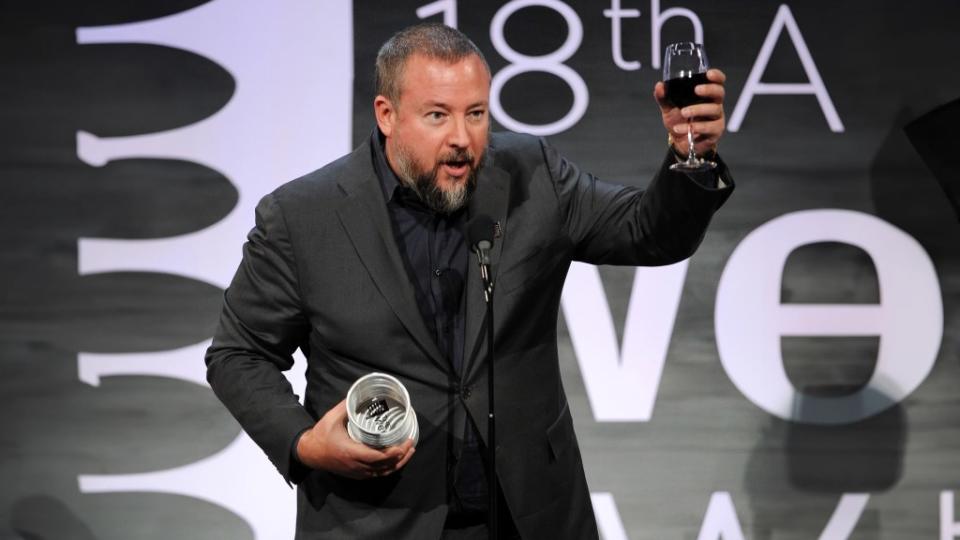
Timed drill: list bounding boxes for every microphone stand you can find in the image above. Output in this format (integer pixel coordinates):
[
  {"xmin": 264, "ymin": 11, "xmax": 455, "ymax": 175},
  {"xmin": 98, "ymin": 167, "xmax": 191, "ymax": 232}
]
[{"xmin": 475, "ymin": 242, "xmax": 497, "ymax": 540}]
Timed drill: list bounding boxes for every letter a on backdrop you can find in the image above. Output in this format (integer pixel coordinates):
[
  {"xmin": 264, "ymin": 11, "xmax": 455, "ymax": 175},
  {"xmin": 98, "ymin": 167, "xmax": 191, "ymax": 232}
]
[{"xmin": 728, "ymin": 4, "xmax": 843, "ymax": 132}]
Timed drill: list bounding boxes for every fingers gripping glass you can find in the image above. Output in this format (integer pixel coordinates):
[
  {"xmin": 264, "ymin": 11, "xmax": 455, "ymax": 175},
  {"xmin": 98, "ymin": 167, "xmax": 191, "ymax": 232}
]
[{"xmin": 663, "ymin": 42, "xmax": 717, "ymax": 172}]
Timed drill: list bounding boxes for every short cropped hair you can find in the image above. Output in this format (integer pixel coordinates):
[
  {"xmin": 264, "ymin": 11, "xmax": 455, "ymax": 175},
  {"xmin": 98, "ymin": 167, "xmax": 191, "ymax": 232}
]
[{"xmin": 375, "ymin": 22, "xmax": 490, "ymax": 102}]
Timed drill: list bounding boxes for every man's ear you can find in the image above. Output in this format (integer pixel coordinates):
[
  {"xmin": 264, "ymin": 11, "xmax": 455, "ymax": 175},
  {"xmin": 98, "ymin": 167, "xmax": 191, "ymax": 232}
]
[{"xmin": 374, "ymin": 95, "xmax": 396, "ymax": 137}]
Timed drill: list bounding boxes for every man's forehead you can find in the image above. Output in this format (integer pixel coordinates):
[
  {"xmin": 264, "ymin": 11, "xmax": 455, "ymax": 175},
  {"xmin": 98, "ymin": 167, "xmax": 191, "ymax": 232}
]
[{"xmin": 397, "ymin": 53, "xmax": 490, "ymax": 93}]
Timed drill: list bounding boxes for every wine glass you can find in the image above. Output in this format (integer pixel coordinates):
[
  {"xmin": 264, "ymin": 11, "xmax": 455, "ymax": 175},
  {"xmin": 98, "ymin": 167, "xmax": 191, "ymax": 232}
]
[{"xmin": 663, "ymin": 42, "xmax": 716, "ymax": 171}]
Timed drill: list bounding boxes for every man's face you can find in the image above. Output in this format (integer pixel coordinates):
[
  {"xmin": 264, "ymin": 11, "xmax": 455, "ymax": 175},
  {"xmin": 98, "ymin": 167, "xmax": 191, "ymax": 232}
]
[{"xmin": 375, "ymin": 53, "xmax": 490, "ymax": 214}]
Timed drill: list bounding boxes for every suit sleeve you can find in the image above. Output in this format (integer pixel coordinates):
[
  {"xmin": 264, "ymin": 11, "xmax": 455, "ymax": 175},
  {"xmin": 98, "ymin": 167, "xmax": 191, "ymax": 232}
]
[
  {"xmin": 542, "ymin": 138, "xmax": 734, "ymax": 266},
  {"xmin": 205, "ymin": 192, "xmax": 315, "ymax": 484}
]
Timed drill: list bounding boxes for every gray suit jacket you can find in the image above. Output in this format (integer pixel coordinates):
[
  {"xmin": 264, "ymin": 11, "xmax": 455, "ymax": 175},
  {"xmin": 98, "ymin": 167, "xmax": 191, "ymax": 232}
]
[{"xmin": 205, "ymin": 131, "xmax": 733, "ymax": 539}]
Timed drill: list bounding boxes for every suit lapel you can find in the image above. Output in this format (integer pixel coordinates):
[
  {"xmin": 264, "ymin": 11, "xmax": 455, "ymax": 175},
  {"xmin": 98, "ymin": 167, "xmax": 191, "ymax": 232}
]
[
  {"xmin": 462, "ymin": 160, "xmax": 510, "ymax": 382},
  {"xmin": 335, "ymin": 151, "xmax": 450, "ymax": 375}
]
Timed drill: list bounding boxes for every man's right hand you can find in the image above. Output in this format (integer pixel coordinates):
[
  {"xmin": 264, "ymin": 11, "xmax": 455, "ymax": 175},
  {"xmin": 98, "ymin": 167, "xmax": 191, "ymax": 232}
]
[{"xmin": 296, "ymin": 399, "xmax": 416, "ymax": 480}]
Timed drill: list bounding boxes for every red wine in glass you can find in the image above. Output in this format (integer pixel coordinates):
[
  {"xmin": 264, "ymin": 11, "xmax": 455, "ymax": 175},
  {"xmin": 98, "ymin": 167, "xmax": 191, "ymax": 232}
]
[
  {"xmin": 663, "ymin": 43, "xmax": 716, "ymax": 171},
  {"xmin": 664, "ymin": 71, "xmax": 710, "ymax": 109}
]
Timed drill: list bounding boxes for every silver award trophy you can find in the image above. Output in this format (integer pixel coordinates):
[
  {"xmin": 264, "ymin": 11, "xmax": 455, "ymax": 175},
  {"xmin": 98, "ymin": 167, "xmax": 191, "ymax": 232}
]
[{"xmin": 345, "ymin": 372, "xmax": 419, "ymax": 448}]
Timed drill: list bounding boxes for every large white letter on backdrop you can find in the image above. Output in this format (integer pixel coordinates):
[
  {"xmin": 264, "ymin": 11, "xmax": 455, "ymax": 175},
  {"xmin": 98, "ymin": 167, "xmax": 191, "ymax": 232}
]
[
  {"xmin": 715, "ymin": 209, "xmax": 942, "ymax": 425},
  {"xmin": 75, "ymin": 1, "xmax": 353, "ymax": 539},
  {"xmin": 941, "ymin": 491, "xmax": 960, "ymax": 540},
  {"xmin": 562, "ymin": 260, "xmax": 688, "ymax": 421},
  {"xmin": 603, "ymin": 0, "xmax": 642, "ymax": 71},
  {"xmin": 696, "ymin": 492, "xmax": 746, "ymax": 540},
  {"xmin": 489, "ymin": 0, "xmax": 588, "ymax": 136},
  {"xmin": 417, "ymin": 0, "xmax": 458, "ymax": 28},
  {"xmin": 649, "ymin": 0, "xmax": 703, "ymax": 70},
  {"xmin": 591, "ymin": 492, "xmax": 629, "ymax": 540},
  {"xmin": 696, "ymin": 492, "xmax": 869, "ymax": 540},
  {"xmin": 728, "ymin": 4, "xmax": 843, "ymax": 132}
]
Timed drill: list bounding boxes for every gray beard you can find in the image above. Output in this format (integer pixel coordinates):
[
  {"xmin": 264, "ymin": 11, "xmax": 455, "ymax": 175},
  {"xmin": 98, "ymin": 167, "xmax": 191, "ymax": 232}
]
[{"xmin": 393, "ymin": 145, "xmax": 480, "ymax": 215}]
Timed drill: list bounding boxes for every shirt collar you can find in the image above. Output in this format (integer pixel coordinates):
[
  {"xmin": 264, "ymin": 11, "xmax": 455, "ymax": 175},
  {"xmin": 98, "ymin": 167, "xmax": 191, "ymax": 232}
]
[
  {"xmin": 370, "ymin": 128, "xmax": 400, "ymax": 200},
  {"xmin": 371, "ymin": 128, "xmax": 443, "ymax": 214}
]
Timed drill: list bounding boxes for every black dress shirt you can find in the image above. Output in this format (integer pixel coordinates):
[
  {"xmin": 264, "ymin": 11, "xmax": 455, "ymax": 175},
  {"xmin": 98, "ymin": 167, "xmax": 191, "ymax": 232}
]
[{"xmin": 371, "ymin": 130, "xmax": 488, "ymax": 517}]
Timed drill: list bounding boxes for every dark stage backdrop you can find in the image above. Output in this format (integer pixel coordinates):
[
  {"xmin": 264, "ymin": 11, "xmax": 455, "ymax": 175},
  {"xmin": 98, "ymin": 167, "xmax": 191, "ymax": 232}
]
[{"xmin": 2, "ymin": 1, "xmax": 959, "ymax": 539}]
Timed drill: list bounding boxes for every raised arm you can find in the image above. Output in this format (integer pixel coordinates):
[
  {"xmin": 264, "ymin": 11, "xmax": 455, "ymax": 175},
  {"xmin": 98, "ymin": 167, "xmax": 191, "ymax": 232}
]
[{"xmin": 545, "ymin": 138, "xmax": 733, "ymax": 267}]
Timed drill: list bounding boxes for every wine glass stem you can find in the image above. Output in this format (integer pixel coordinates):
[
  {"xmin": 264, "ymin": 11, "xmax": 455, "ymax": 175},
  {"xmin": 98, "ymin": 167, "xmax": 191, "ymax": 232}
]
[{"xmin": 686, "ymin": 123, "xmax": 698, "ymax": 166}]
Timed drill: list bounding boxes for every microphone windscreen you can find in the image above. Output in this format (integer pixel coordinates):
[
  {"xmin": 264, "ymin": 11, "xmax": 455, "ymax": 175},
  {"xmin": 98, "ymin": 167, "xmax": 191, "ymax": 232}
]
[{"xmin": 465, "ymin": 215, "xmax": 495, "ymax": 248}]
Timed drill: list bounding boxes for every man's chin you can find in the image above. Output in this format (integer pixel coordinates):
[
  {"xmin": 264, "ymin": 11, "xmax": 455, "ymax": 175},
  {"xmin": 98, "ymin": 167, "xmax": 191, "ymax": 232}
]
[{"xmin": 436, "ymin": 171, "xmax": 472, "ymax": 191}]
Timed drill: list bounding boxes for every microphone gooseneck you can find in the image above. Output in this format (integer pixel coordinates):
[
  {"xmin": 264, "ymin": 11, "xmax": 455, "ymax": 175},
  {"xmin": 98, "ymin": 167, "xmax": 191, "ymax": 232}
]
[
  {"xmin": 464, "ymin": 213, "xmax": 498, "ymax": 539},
  {"xmin": 465, "ymin": 215, "xmax": 496, "ymax": 301}
]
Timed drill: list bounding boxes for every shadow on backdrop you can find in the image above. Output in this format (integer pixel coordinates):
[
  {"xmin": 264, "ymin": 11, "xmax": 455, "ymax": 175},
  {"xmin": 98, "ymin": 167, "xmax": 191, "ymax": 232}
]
[
  {"xmin": 869, "ymin": 106, "xmax": 960, "ymax": 261},
  {"xmin": 905, "ymin": 98, "xmax": 960, "ymax": 222},
  {"xmin": 12, "ymin": 495, "xmax": 97, "ymax": 540},
  {"xmin": 744, "ymin": 379, "xmax": 905, "ymax": 539}
]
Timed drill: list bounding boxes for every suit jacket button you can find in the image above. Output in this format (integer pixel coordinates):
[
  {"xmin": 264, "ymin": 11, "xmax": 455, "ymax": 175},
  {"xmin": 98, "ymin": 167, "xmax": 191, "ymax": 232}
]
[{"xmin": 462, "ymin": 386, "xmax": 472, "ymax": 399}]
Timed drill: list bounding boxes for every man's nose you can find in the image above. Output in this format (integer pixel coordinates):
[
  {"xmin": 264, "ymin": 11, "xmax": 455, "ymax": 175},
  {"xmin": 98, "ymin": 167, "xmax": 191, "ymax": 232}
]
[{"xmin": 447, "ymin": 116, "xmax": 469, "ymax": 148}]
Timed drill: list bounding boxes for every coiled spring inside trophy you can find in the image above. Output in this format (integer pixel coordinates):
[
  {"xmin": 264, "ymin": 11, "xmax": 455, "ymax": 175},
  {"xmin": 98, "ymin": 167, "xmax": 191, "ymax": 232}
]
[{"xmin": 346, "ymin": 373, "xmax": 419, "ymax": 448}]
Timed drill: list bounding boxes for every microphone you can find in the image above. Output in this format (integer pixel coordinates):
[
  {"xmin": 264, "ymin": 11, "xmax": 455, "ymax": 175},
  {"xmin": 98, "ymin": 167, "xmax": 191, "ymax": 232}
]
[
  {"xmin": 465, "ymin": 214, "xmax": 495, "ymax": 302},
  {"xmin": 465, "ymin": 215, "xmax": 495, "ymax": 263}
]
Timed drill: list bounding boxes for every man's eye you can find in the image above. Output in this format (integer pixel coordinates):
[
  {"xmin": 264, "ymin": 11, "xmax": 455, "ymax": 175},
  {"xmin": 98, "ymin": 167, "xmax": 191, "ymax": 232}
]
[
  {"xmin": 469, "ymin": 110, "xmax": 486, "ymax": 119},
  {"xmin": 427, "ymin": 112, "xmax": 445, "ymax": 121}
]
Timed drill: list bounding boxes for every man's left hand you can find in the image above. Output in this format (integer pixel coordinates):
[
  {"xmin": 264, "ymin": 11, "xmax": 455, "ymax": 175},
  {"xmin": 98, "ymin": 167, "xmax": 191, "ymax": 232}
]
[{"xmin": 654, "ymin": 68, "xmax": 726, "ymax": 158}]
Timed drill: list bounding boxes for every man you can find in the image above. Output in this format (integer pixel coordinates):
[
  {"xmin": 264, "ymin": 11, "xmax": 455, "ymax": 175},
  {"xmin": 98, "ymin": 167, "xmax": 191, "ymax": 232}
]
[{"xmin": 206, "ymin": 23, "xmax": 732, "ymax": 539}]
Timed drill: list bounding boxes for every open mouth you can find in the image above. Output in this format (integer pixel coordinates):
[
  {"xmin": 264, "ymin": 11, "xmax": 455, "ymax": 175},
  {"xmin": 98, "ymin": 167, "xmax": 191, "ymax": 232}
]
[{"xmin": 442, "ymin": 160, "xmax": 471, "ymax": 178}]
